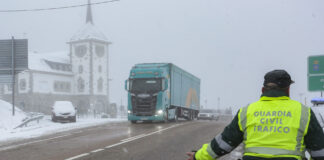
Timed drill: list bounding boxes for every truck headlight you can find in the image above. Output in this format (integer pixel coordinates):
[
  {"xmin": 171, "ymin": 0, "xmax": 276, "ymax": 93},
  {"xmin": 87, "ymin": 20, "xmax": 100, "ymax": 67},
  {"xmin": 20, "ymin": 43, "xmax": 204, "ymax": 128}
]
[
  {"xmin": 157, "ymin": 110, "xmax": 163, "ymax": 114},
  {"xmin": 128, "ymin": 110, "xmax": 131, "ymax": 114}
]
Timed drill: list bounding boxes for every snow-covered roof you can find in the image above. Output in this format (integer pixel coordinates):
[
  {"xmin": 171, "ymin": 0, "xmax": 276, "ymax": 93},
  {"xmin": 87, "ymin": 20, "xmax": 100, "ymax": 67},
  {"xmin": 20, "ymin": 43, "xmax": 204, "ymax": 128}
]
[
  {"xmin": 28, "ymin": 51, "xmax": 72, "ymax": 75},
  {"xmin": 70, "ymin": 22, "xmax": 108, "ymax": 42}
]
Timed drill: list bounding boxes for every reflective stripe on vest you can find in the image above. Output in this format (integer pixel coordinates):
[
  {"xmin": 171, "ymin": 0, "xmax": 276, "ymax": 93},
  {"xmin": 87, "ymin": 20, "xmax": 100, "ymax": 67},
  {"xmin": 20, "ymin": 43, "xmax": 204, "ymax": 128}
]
[{"xmin": 238, "ymin": 96, "xmax": 311, "ymax": 158}]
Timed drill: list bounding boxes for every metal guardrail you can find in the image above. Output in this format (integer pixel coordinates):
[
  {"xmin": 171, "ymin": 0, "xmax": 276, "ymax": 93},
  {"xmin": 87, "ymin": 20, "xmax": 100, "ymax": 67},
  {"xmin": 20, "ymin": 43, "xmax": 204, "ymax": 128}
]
[{"xmin": 14, "ymin": 115, "xmax": 44, "ymax": 129}]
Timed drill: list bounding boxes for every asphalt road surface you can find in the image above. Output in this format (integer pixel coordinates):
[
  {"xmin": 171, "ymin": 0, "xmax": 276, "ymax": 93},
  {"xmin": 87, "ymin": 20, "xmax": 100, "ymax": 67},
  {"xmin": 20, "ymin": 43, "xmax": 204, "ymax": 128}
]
[{"xmin": 0, "ymin": 116, "xmax": 242, "ymax": 160}]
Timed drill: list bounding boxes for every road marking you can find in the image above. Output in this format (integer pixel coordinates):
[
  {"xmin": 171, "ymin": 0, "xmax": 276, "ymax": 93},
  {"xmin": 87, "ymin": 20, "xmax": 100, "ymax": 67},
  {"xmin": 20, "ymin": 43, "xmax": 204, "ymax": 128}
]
[
  {"xmin": 65, "ymin": 153, "xmax": 90, "ymax": 160},
  {"xmin": 90, "ymin": 148, "xmax": 105, "ymax": 153},
  {"xmin": 65, "ymin": 123, "xmax": 184, "ymax": 160},
  {"xmin": 120, "ymin": 134, "xmax": 146, "ymax": 142},
  {"xmin": 0, "ymin": 134, "xmax": 72, "ymax": 151},
  {"xmin": 105, "ymin": 124, "xmax": 181, "ymax": 148}
]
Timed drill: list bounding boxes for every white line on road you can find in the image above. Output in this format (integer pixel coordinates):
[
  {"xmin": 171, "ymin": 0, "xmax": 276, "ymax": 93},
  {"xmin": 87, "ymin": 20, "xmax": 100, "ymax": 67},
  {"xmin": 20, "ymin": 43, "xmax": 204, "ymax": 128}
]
[
  {"xmin": 90, "ymin": 148, "xmax": 105, "ymax": 153},
  {"xmin": 120, "ymin": 134, "xmax": 146, "ymax": 142},
  {"xmin": 0, "ymin": 134, "xmax": 72, "ymax": 152},
  {"xmin": 65, "ymin": 153, "xmax": 90, "ymax": 160},
  {"xmin": 65, "ymin": 123, "xmax": 184, "ymax": 160},
  {"xmin": 105, "ymin": 124, "xmax": 181, "ymax": 148}
]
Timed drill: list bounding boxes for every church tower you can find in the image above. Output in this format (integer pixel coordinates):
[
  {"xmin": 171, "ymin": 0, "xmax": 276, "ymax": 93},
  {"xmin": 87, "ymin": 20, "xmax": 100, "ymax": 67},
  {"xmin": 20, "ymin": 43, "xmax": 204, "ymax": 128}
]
[{"xmin": 69, "ymin": 0, "xmax": 110, "ymax": 114}]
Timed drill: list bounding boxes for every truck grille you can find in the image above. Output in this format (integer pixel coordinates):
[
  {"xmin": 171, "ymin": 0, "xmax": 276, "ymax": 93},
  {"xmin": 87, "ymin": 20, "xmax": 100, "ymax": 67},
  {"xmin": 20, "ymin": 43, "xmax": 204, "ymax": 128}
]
[{"xmin": 131, "ymin": 95, "xmax": 157, "ymax": 116}]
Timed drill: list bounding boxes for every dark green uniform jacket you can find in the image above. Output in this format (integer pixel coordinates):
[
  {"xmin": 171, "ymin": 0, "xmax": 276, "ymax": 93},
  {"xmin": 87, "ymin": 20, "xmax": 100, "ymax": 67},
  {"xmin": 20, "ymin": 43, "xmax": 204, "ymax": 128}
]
[{"xmin": 195, "ymin": 90, "xmax": 324, "ymax": 160}]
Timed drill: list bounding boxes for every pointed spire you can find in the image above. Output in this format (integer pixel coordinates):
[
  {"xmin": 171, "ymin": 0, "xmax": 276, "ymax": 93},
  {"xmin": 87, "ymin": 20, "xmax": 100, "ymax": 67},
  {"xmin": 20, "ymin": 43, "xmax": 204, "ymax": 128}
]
[{"xmin": 86, "ymin": 0, "xmax": 93, "ymax": 24}]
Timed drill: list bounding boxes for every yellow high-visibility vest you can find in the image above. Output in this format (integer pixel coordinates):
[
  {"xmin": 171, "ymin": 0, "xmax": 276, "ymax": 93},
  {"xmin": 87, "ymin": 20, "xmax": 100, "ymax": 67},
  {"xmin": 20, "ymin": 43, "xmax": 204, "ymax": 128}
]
[{"xmin": 238, "ymin": 96, "xmax": 311, "ymax": 160}]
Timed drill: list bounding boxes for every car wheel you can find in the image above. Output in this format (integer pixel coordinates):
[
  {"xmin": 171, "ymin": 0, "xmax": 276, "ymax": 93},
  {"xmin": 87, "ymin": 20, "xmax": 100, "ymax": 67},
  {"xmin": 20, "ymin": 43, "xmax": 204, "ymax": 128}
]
[
  {"xmin": 71, "ymin": 116, "xmax": 76, "ymax": 122},
  {"xmin": 52, "ymin": 116, "xmax": 56, "ymax": 122}
]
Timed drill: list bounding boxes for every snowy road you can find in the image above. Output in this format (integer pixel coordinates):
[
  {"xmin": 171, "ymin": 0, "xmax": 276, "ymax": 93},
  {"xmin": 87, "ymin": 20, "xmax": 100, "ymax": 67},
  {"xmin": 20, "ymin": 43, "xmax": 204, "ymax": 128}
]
[{"xmin": 0, "ymin": 117, "xmax": 240, "ymax": 160}]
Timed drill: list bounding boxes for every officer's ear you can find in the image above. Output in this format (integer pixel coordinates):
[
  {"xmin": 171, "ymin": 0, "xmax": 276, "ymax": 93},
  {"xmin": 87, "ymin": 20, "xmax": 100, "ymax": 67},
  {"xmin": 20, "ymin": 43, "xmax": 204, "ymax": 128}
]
[
  {"xmin": 262, "ymin": 87, "xmax": 265, "ymax": 93},
  {"xmin": 286, "ymin": 87, "xmax": 290, "ymax": 96}
]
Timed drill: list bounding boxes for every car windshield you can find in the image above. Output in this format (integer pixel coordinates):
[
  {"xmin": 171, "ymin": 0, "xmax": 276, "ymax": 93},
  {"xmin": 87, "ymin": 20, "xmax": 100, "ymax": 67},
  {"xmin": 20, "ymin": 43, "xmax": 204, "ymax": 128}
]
[{"xmin": 0, "ymin": 1, "xmax": 323, "ymax": 160}]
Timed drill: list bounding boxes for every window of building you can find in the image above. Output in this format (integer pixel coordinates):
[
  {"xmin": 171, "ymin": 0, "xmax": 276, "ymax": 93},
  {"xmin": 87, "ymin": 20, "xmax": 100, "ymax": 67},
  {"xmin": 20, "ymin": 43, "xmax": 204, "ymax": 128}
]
[
  {"xmin": 98, "ymin": 65, "xmax": 102, "ymax": 73},
  {"xmin": 95, "ymin": 45, "xmax": 105, "ymax": 57},
  {"xmin": 20, "ymin": 79, "xmax": 26, "ymax": 90},
  {"xmin": 79, "ymin": 65, "xmax": 83, "ymax": 74},
  {"xmin": 54, "ymin": 81, "xmax": 71, "ymax": 92},
  {"xmin": 75, "ymin": 45, "xmax": 87, "ymax": 58},
  {"xmin": 78, "ymin": 77, "xmax": 85, "ymax": 92},
  {"xmin": 98, "ymin": 77, "xmax": 103, "ymax": 92}
]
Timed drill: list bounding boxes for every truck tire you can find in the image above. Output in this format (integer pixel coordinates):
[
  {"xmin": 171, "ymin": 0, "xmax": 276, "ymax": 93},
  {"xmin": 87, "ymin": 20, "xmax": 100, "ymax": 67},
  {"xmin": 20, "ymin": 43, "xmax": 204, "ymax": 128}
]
[
  {"xmin": 131, "ymin": 120, "xmax": 137, "ymax": 124},
  {"xmin": 174, "ymin": 109, "xmax": 179, "ymax": 122},
  {"xmin": 188, "ymin": 111, "xmax": 193, "ymax": 121},
  {"xmin": 164, "ymin": 110, "xmax": 169, "ymax": 123}
]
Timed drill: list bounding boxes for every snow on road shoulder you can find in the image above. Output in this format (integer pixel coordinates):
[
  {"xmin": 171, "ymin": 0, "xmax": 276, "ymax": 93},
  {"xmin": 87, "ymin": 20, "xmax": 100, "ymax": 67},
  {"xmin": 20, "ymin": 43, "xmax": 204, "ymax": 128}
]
[
  {"xmin": 0, "ymin": 99, "xmax": 126, "ymax": 144},
  {"xmin": 0, "ymin": 116, "xmax": 127, "ymax": 143}
]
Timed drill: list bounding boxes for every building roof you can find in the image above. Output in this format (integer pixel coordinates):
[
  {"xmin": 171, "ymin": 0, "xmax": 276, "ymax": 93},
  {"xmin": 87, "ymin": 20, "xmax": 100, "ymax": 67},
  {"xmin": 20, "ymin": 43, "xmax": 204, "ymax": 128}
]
[
  {"xmin": 70, "ymin": 0, "xmax": 108, "ymax": 42},
  {"xmin": 28, "ymin": 51, "xmax": 73, "ymax": 75},
  {"xmin": 70, "ymin": 23, "xmax": 108, "ymax": 42}
]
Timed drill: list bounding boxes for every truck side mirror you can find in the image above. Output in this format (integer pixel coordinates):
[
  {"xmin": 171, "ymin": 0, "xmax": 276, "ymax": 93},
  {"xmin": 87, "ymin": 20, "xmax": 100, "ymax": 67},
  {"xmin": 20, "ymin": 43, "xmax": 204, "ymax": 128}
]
[{"xmin": 125, "ymin": 80, "xmax": 129, "ymax": 91}]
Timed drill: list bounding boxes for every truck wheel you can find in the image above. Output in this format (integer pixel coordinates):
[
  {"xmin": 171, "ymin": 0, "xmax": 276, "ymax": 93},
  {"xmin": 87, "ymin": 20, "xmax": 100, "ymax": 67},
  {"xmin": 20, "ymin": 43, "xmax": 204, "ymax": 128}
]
[
  {"xmin": 174, "ymin": 110, "xmax": 178, "ymax": 122},
  {"xmin": 164, "ymin": 110, "xmax": 169, "ymax": 123},
  {"xmin": 131, "ymin": 120, "xmax": 137, "ymax": 124},
  {"xmin": 188, "ymin": 111, "xmax": 193, "ymax": 121}
]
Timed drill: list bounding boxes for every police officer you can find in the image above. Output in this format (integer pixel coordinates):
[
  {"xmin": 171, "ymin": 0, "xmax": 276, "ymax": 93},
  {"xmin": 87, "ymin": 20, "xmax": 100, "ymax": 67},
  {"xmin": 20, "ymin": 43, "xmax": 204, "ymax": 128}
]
[{"xmin": 187, "ymin": 70, "xmax": 324, "ymax": 160}]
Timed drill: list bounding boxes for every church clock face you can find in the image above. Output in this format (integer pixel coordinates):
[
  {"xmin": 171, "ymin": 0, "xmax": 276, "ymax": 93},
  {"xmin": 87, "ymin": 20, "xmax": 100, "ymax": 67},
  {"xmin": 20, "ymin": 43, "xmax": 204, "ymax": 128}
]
[
  {"xmin": 75, "ymin": 45, "xmax": 87, "ymax": 58},
  {"xmin": 95, "ymin": 45, "xmax": 105, "ymax": 57}
]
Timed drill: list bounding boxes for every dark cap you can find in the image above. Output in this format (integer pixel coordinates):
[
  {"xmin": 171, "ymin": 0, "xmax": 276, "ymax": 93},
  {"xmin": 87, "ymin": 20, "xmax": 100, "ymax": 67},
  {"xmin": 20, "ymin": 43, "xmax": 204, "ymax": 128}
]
[{"xmin": 263, "ymin": 70, "xmax": 294, "ymax": 88}]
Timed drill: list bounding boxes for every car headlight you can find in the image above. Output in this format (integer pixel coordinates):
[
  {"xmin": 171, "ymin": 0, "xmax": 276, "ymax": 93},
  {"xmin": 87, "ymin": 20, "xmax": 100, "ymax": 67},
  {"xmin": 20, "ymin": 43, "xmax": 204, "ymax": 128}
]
[
  {"xmin": 128, "ymin": 110, "xmax": 131, "ymax": 114},
  {"xmin": 157, "ymin": 110, "xmax": 163, "ymax": 114}
]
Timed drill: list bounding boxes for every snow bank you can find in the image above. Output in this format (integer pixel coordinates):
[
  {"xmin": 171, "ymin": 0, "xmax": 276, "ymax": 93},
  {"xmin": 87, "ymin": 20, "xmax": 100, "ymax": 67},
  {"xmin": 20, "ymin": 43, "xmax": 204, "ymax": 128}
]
[
  {"xmin": 0, "ymin": 115, "xmax": 126, "ymax": 143},
  {"xmin": 0, "ymin": 100, "xmax": 27, "ymax": 131}
]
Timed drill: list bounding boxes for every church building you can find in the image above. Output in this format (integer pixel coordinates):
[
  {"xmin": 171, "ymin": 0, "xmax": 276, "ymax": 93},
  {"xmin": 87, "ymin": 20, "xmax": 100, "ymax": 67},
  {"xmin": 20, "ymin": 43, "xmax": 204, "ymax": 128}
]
[{"xmin": 0, "ymin": 1, "xmax": 111, "ymax": 115}]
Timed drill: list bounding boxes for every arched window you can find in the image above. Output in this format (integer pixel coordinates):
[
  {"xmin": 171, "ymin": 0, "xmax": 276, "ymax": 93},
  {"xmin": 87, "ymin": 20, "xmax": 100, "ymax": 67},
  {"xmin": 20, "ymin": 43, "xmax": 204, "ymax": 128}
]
[
  {"xmin": 78, "ymin": 65, "xmax": 83, "ymax": 74},
  {"xmin": 97, "ymin": 78, "xmax": 103, "ymax": 92},
  {"xmin": 20, "ymin": 79, "xmax": 26, "ymax": 90},
  {"xmin": 78, "ymin": 77, "xmax": 85, "ymax": 92},
  {"xmin": 98, "ymin": 65, "xmax": 102, "ymax": 73}
]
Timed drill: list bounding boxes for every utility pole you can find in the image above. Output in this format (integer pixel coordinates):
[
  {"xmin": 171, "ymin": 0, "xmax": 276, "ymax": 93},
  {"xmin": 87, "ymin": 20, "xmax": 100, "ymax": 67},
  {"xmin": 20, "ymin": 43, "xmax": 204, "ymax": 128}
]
[{"xmin": 11, "ymin": 36, "xmax": 15, "ymax": 116}]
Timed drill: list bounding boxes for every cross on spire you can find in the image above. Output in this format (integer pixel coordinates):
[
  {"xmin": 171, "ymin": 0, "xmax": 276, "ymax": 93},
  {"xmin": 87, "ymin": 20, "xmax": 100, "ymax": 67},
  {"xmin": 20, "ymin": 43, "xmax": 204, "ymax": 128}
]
[{"xmin": 86, "ymin": 0, "xmax": 93, "ymax": 24}]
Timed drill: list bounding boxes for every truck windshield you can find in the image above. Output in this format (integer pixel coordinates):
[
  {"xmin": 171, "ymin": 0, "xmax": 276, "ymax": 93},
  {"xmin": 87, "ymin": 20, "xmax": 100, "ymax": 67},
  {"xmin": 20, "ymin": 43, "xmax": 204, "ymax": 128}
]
[{"xmin": 130, "ymin": 78, "xmax": 162, "ymax": 93}]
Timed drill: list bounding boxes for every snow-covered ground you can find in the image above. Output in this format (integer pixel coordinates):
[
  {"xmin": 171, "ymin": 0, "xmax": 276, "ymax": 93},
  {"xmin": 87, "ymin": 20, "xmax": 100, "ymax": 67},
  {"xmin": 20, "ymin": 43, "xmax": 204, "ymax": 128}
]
[{"xmin": 0, "ymin": 99, "xmax": 126, "ymax": 144}]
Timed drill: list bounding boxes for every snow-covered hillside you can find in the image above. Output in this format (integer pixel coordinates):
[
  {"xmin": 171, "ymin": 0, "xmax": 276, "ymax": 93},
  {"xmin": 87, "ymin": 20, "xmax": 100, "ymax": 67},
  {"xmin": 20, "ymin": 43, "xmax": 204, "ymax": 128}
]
[{"xmin": 0, "ymin": 100, "xmax": 27, "ymax": 132}]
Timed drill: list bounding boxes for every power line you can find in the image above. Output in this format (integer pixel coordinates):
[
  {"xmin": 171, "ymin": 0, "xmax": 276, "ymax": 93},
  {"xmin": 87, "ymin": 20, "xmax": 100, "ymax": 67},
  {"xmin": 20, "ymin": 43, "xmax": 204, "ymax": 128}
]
[{"xmin": 0, "ymin": 0, "xmax": 119, "ymax": 13}]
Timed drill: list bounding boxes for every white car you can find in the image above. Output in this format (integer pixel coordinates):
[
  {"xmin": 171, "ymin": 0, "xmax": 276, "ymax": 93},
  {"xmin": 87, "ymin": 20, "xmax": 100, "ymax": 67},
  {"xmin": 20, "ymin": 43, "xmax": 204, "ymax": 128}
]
[
  {"xmin": 198, "ymin": 109, "xmax": 219, "ymax": 120},
  {"xmin": 51, "ymin": 101, "xmax": 76, "ymax": 122}
]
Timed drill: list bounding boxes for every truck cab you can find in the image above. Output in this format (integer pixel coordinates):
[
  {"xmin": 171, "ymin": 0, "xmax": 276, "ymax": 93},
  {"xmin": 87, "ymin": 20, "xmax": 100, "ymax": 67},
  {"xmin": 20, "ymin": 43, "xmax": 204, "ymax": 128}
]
[{"xmin": 125, "ymin": 64, "xmax": 170, "ymax": 123}]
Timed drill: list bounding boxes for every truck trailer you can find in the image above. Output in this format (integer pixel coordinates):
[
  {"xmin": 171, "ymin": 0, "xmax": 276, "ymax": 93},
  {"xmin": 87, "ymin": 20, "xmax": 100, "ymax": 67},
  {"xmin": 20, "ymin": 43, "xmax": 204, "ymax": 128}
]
[{"xmin": 125, "ymin": 63, "xmax": 200, "ymax": 123}]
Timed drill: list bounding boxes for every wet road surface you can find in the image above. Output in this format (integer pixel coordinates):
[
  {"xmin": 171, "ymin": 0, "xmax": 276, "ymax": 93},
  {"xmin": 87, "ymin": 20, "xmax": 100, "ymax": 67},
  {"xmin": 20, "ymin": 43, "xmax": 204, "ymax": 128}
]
[{"xmin": 0, "ymin": 116, "xmax": 241, "ymax": 160}]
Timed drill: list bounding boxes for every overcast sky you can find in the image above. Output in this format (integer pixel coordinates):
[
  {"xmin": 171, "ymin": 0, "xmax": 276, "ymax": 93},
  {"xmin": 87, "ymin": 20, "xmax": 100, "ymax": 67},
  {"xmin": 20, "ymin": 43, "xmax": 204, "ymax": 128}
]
[{"xmin": 1, "ymin": 0, "xmax": 324, "ymax": 111}]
